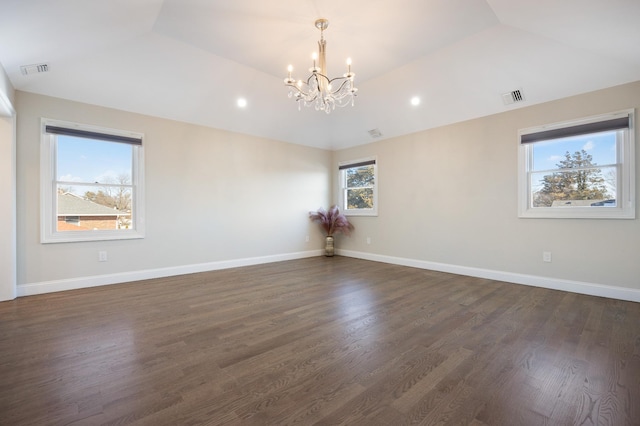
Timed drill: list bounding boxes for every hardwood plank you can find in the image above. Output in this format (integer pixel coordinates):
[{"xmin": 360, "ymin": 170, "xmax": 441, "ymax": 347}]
[{"xmin": 391, "ymin": 347, "xmax": 473, "ymax": 414}]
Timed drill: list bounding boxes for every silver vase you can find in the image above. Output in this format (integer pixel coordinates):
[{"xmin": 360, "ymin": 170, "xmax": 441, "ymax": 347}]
[{"xmin": 324, "ymin": 235, "xmax": 334, "ymax": 257}]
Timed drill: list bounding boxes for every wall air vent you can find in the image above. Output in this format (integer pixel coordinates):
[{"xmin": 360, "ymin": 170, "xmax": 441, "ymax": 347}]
[
  {"xmin": 368, "ymin": 128, "xmax": 383, "ymax": 138},
  {"xmin": 502, "ymin": 89, "xmax": 525, "ymax": 105},
  {"xmin": 20, "ymin": 63, "xmax": 49, "ymax": 75}
]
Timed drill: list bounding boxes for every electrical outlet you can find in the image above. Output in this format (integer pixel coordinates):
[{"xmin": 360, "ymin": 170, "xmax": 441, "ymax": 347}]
[
  {"xmin": 98, "ymin": 251, "xmax": 108, "ymax": 262},
  {"xmin": 366, "ymin": 237, "xmax": 371, "ymax": 244},
  {"xmin": 305, "ymin": 235, "xmax": 309, "ymax": 242},
  {"xmin": 543, "ymin": 251, "xmax": 552, "ymax": 263}
]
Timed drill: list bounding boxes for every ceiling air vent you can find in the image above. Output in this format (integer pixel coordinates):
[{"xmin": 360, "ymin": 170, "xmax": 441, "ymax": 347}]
[
  {"xmin": 368, "ymin": 128, "xmax": 383, "ymax": 138},
  {"xmin": 20, "ymin": 63, "xmax": 49, "ymax": 75},
  {"xmin": 502, "ymin": 89, "xmax": 525, "ymax": 105}
]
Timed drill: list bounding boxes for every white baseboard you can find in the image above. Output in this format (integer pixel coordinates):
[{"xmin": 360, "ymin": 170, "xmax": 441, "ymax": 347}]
[
  {"xmin": 337, "ymin": 249, "xmax": 640, "ymax": 303},
  {"xmin": 17, "ymin": 250, "xmax": 323, "ymax": 297},
  {"xmin": 17, "ymin": 249, "xmax": 640, "ymax": 303}
]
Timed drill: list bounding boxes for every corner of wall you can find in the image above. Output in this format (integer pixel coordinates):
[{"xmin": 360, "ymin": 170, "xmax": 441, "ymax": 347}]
[
  {"xmin": 0, "ymin": 62, "xmax": 16, "ymax": 300},
  {"xmin": 0, "ymin": 63, "xmax": 15, "ymax": 116}
]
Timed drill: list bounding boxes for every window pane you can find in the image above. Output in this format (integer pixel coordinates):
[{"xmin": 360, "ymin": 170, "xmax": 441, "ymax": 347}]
[
  {"xmin": 347, "ymin": 188, "xmax": 373, "ymax": 209},
  {"xmin": 56, "ymin": 184, "xmax": 133, "ymax": 232},
  {"xmin": 532, "ymin": 131, "xmax": 617, "ymax": 171},
  {"xmin": 346, "ymin": 165, "xmax": 374, "ymax": 188},
  {"xmin": 531, "ymin": 166, "xmax": 617, "ymax": 208},
  {"xmin": 57, "ymin": 135, "xmax": 133, "ymax": 184},
  {"xmin": 340, "ymin": 158, "xmax": 377, "ymax": 216},
  {"xmin": 519, "ymin": 111, "xmax": 633, "ymax": 219},
  {"xmin": 42, "ymin": 119, "xmax": 144, "ymax": 243}
]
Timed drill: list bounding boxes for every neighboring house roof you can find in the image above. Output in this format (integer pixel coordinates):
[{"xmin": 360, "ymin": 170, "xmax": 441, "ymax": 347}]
[{"xmin": 57, "ymin": 193, "xmax": 125, "ymax": 217}]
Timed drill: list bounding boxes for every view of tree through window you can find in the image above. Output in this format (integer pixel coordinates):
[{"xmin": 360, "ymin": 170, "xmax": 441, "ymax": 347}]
[
  {"xmin": 339, "ymin": 158, "xmax": 377, "ymax": 216},
  {"xmin": 519, "ymin": 110, "xmax": 634, "ymax": 219},
  {"xmin": 345, "ymin": 164, "xmax": 375, "ymax": 209},
  {"xmin": 530, "ymin": 131, "xmax": 617, "ymax": 208}
]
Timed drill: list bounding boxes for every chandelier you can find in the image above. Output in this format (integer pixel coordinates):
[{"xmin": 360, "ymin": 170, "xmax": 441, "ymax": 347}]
[{"xmin": 284, "ymin": 18, "xmax": 358, "ymax": 114}]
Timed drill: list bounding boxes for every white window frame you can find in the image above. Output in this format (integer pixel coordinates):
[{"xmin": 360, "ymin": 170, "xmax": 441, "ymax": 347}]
[
  {"xmin": 40, "ymin": 118, "xmax": 145, "ymax": 243},
  {"xmin": 339, "ymin": 157, "xmax": 378, "ymax": 216},
  {"xmin": 518, "ymin": 109, "xmax": 635, "ymax": 219}
]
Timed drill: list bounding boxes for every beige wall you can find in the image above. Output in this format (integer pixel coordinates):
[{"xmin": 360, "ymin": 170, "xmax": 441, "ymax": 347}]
[
  {"xmin": 14, "ymin": 82, "xmax": 640, "ymax": 299},
  {"xmin": 334, "ymin": 81, "xmax": 640, "ymax": 295},
  {"xmin": 16, "ymin": 91, "xmax": 331, "ymax": 293}
]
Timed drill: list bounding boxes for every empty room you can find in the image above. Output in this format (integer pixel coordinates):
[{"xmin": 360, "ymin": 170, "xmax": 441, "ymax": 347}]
[{"xmin": 1, "ymin": 1, "xmax": 639, "ymax": 425}]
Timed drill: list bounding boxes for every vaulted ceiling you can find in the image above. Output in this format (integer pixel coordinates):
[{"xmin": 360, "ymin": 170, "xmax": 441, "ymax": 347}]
[{"xmin": 2, "ymin": 0, "xmax": 639, "ymax": 150}]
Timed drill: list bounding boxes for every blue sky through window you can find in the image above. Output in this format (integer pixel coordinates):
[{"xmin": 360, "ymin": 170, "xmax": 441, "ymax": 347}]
[
  {"xmin": 531, "ymin": 131, "xmax": 617, "ymax": 172},
  {"xmin": 56, "ymin": 135, "xmax": 133, "ymax": 185}
]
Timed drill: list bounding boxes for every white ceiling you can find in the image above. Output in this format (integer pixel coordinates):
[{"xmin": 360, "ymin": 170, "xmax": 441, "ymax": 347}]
[{"xmin": 1, "ymin": 0, "xmax": 640, "ymax": 150}]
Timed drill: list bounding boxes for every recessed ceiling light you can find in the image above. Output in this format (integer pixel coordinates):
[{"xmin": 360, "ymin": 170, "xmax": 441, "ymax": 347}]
[
  {"xmin": 237, "ymin": 98, "xmax": 247, "ymax": 108},
  {"xmin": 410, "ymin": 96, "xmax": 420, "ymax": 106}
]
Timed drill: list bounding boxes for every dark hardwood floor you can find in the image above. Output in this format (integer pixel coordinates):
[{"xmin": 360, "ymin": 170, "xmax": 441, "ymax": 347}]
[{"xmin": 1, "ymin": 257, "xmax": 639, "ymax": 425}]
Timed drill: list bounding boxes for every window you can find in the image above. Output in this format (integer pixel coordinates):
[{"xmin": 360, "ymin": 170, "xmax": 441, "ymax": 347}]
[
  {"xmin": 40, "ymin": 118, "xmax": 145, "ymax": 242},
  {"xmin": 339, "ymin": 157, "xmax": 377, "ymax": 216},
  {"xmin": 518, "ymin": 110, "xmax": 634, "ymax": 219}
]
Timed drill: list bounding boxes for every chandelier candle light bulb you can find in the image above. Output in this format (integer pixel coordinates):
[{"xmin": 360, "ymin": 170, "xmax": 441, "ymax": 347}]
[{"xmin": 284, "ymin": 18, "xmax": 358, "ymax": 114}]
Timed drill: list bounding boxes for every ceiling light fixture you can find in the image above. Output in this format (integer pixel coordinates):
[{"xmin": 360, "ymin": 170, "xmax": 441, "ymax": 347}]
[{"xmin": 284, "ymin": 18, "xmax": 357, "ymax": 114}]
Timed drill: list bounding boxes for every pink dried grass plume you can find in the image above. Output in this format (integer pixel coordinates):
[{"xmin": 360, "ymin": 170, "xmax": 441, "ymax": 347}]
[{"xmin": 309, "ymin": 205, "xmax": 354, "ymax": 236}]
